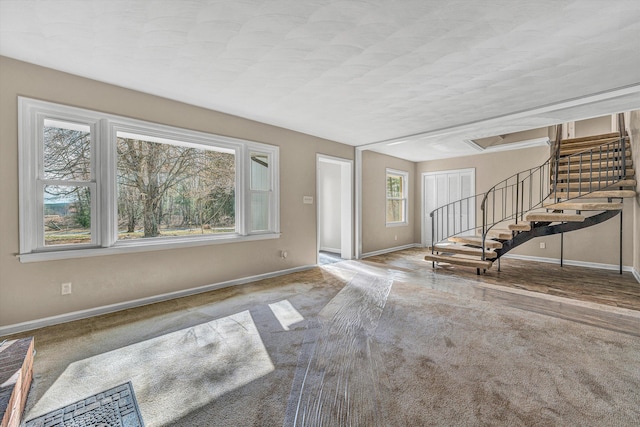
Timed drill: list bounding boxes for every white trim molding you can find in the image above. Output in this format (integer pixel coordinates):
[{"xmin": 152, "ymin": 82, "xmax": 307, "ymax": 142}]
[
  {"xmin": 361, "ymin": 243, "xmax": 420, "ymax": 259},
  {"xmin": 0, "ymin": 264, "xmax": 314, "ymax": 337},
  {"xmin": 633, "ymin": 268, "xmax": 640, "ymax": 284},
  {"xmin": 503, "ymin": 253, "xmax": 634, "ymax": 273}
]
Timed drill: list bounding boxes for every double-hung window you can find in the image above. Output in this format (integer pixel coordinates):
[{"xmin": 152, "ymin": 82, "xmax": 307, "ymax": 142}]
[
  {"xmin": 386, "ymin": 169, "xmax": 408, "ymax": 226},
  {"xmin": 19, "ymin": 98, "xmax": 279, "ymax": 261}
]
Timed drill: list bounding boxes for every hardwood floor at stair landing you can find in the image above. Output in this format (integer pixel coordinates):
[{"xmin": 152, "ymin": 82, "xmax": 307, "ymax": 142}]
[{"xmin": 372, "ymin": 248, "xmax": 640, "ymax": 311}]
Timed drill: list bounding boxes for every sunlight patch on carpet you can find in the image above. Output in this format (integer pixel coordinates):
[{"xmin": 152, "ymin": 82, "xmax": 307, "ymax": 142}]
[{"xmin": 26, "ymin": 311, "xmax": 274, "ymax": 426}]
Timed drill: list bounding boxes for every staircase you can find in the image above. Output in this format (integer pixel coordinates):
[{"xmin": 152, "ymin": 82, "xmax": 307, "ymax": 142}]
[{"xmin": 426, "ymin": 114, "xmax": 636, "ymax": 274}]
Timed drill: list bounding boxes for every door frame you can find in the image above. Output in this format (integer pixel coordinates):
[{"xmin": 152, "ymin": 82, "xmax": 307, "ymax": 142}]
[
  {"xmin": 317, "ymin": 154, "xmax": 354, "ymax": 262},
  {"xmin": 421, "ymin": 168, "xmax": 475, "ymax": 247}
]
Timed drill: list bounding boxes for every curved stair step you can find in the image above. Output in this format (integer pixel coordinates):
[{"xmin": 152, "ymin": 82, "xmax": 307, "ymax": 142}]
[
  {"xmin": 559, "ymin": 136, "xmax": 628, "ymax": 152},
  {"xmin": 560, "ymin": 142, "xmax": 629, "ymax": 156},
  {"xmin": 556, "ymin": 159, "xmax": 632, "ymax": 172},
  {"xmin": 560, "ymin": 132, "xmax": 621, "ymax": 144},
  {"xmin": 525, "ymin": 212, "xmax": 585, "ymax": 222},
  {"xmin": 558, "ymin": 190, "xmax": 636, "ymax": 199},
  {"xmin": 552, "ymin": 179, "xmax": 636, "ymax": 190},
  {"xmin": 543, "ymin": 202, "xmax": 623, "ymax": 211},
  {"xmin": 486, "ymin": 229, "xmax": 513, "ymax": 240},
  {"xmin": 553, "ymin": 170, "xmax": 634, "ymax": 180},
  {"xmin": 448, "ymin": 236, "xmax": 503, "ymax": 249},
  {"xmin": 429, "ymin": 244, "xmax": 497, "ymax": 259},
  {"xmin": 508, "ymin": 223, "xmax": 531, "ymax": 231},
  {"xmin": 557, "ymin": 150, "xmax": 630, "ymax": 163},
  {"xmin": 424, "ymin": 253, "xmax": 493, "ymax": 270}
]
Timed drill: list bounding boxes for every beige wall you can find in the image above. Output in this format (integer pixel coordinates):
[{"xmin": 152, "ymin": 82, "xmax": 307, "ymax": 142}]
[
  {"xmin": 416, "ymin": 143, "xmax": 635, "ymax": 267},
  {"xmin": 574, "ymin": 115, "xmax": 613, "ymax": 138},
  {"xmin": 361, "ymin": 151, "xmax": 416, "ymax": 254},
  {"xmin": 0, "ymin": 56, "xmax": 354, "ymax": 328}
]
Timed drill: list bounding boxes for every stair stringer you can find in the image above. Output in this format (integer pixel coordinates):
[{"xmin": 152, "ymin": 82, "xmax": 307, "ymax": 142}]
[{"xmin": 493, "ymin": 210, "xmax": 621, "ymax": 258}]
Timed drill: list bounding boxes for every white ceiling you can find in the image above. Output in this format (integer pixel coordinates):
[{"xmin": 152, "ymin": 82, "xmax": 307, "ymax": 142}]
[{"xmin": 1, "ymin": 0, "xmax": 639, "ymax": 161}]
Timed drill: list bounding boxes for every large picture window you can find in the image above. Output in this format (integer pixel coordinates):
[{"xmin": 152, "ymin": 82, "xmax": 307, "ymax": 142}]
[
  {"xmin": 386, "ymin": 169, "xmax": 408, "ymax": 226},
  {"xmin": 19, "ymin": 98, "xmax": 279, "ymax": 261}
]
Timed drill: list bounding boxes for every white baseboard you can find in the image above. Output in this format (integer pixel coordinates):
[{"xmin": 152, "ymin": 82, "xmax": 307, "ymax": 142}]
[
  {"xmin": 503, "ymin": 253, "xmax": 634, "ymax": 273},
  {"xmin": 633, "ymin": 268, "xmax": 640, "ymax": 284},
  {"xmin": 0, "ymin": 264, "xmax": 316, "ymax": 337},
  {"xmin": 361, "ymin": 243, "xmax": 421, "ymax": 259},
  {"xmin": 320, "ymin": 247, "xmax": 340, "ymax": 254}
]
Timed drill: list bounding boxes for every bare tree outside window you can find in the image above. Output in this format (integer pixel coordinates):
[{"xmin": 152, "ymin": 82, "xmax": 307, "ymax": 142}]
[
  {"xmin": 116, "ymin": 136, "xmax": 235, "ymax": 239},
  {"xmin": 43, "ymin": 120, "xmax": 92, "ymax": 245}
]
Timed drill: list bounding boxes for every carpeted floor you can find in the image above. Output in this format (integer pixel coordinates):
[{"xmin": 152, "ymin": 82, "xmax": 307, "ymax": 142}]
[{"xmin": 7, "ymin": 250, "xmax": 640, "ymax": 426}]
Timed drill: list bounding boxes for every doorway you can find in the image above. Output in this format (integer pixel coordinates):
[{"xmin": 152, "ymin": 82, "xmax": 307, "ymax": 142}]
[
  {"xmin": 422, "ymin": 168, "xmax": 475, "ymax": 247},
  {"xmin": 317, "ymin": 155, "xmax": 353, "ymax": 263}
]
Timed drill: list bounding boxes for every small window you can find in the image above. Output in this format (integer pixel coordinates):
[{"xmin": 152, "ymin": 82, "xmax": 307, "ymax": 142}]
[
  {"xmin": 386, "ymin": 169, "xmax": 408, "ymax": 225},
  {"xmin": 249, "ymin": 152, "xmax": 271, "ymax": 232}
]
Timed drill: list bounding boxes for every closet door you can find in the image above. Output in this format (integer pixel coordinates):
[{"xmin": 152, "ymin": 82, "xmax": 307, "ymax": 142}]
[{"xmin": 423, "ymin": 169, "xmax": 475, "ymax": 246}]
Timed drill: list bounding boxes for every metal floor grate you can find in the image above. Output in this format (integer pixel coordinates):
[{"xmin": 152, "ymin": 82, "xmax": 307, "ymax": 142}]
[{"xmin": 25, "ymin": 382, "xmax": 144, "ymax": 427}]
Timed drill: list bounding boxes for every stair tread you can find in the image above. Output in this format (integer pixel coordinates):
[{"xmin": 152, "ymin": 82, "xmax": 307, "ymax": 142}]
[
  {"xmin": 429, "ymin": 244, "xmax": 498, "ymax": 259},
  {"xmin": 448, "ymin": 235, "xmax": 503, "ymax": 249},
  {"xmin": 560, "ymin": 142, "xmax": 629, "ymax": 155},
  {"xmin": 561, "ymin": 132, "xmax": 621, "ymax": 144},
  {"xmin": 508, "ymin": 223, "xmax": 531, "ymax": 231},
  {"xmin": 487, "ymin": 229, "xmax": 513, "ymax": 240},
  {"xmin": 557, "ymin": 151, "xmax": 630, "ymax": 163},
  {"xmin": 525, "ymin": 212, "xmax": 585, "ymax": 222},
  {"xmin": 425, "ymin": 253, "xmax": 493, "ymax": 269},
  {"xmin": 543, "ymin": 202, "xmax": 624, "ymax": 211},
  {"xmin": 552, "ymin": 179, "xmax": 636, "ymax": 190},
  {"xmin": 558, "ymin": 190, "xmax": 636, "ymax": 199},
  {"xmin": 560, "ymin": 136, "xmax": 628, "ymax": 150},
  {"xmin": 554, "ymin": 170, "xmax": 634, "ymax": 180},
  {"xmin": 556, "ymin": 159, "xmax": 633, "ymax": 172}
]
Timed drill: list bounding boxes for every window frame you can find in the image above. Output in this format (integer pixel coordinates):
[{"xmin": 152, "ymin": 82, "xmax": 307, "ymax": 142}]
[
  {"xmin": 385, "ymin": 168, "xmax": 408, "ymax": 227},
  {"xmin": 18, "ymin": 97, "xmax": 280, "ymax": 262}
]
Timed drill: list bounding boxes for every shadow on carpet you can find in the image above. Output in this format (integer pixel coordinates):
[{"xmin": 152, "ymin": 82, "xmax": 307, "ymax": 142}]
[{"xmin": 25, "ymin": 382, "xmax": 144, "ymax": 427}]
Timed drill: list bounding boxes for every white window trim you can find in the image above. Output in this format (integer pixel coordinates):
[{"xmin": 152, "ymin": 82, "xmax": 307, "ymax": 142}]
[
  {"xmin": 385, "ymin": 168, "xmax": 408, "ymax": 227},
  {"xmin": 18, "ymin": 97, "xmax": 280, "ymax": 262}
]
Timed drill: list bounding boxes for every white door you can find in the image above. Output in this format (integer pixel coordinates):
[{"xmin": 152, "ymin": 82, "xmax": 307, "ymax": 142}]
[{"xmin": 423, "ymin": 169, "xmax": 475, "ymax": 246}]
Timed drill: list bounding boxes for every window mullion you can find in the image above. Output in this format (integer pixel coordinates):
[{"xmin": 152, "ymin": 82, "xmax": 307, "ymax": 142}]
[
  {"xmin": 238, "ymin": 145, "xmax": 248, "ymax": 236},
  {"xmin": 101, "ymin": 120, "xmax": 117, "ymax": 247}
]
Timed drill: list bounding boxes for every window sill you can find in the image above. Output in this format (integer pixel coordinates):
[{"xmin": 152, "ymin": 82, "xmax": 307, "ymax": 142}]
[
  {"xmin": 386, "ymin": 222, "xmax": 408, "ymax": 228},
  {"xmin": 17, "ymin": 232, "xmax": 281, "ymax": 263}
]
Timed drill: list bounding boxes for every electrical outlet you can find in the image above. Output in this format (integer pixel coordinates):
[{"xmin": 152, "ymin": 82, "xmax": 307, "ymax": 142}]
[
  {"xmin": 539, "ymin": 242, "xmax": 546, "ymax": 249},
  {"xmin": 394, "ymin": 235, "xmax": 398, "ymax": 241},
  {"xmin": 61, "ymin": 282, "xmax": 72, "ymax": 295}
]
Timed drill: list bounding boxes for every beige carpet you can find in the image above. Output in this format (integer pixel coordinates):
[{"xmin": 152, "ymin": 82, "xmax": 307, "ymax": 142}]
[{"xmin": 10, "ymin": 255, "xmax": 640, "ymax": 426}]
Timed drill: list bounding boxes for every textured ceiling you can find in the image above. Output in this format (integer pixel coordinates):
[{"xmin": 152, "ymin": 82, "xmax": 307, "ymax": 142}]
[{"xmin": 1, "ymin": 0, "xmax": 639, "ymax": 161}]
